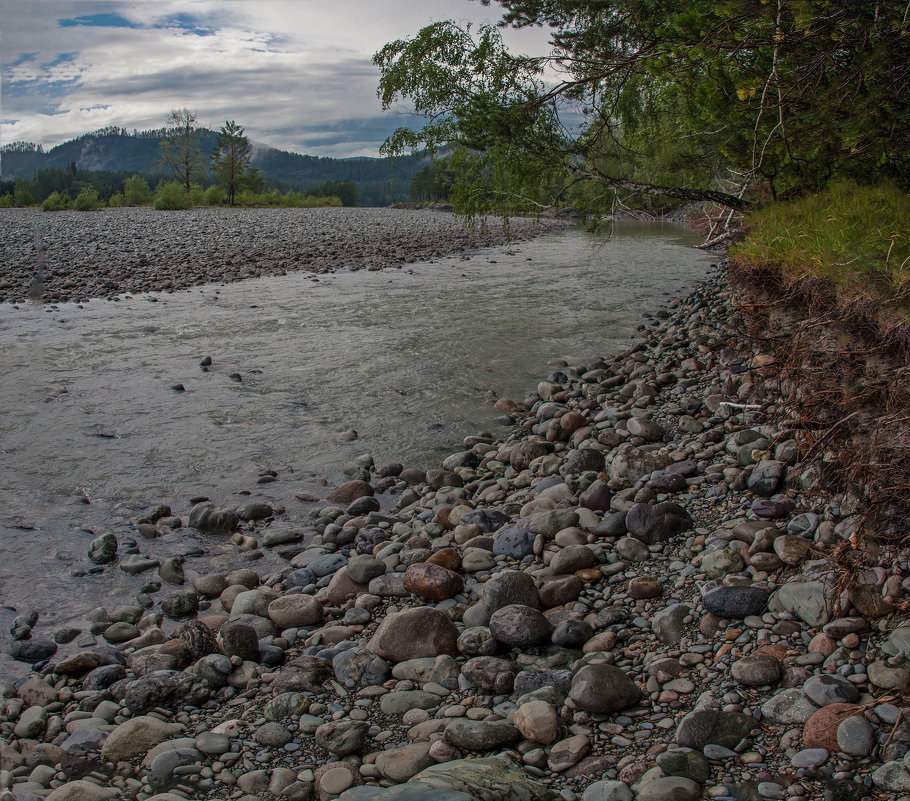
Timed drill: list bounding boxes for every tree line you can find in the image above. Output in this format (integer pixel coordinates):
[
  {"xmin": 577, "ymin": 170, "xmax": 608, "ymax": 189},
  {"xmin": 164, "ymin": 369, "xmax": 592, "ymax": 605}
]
[{"xmin": 0, "ymin": 109, "xmax": 359, "ymax": 210}]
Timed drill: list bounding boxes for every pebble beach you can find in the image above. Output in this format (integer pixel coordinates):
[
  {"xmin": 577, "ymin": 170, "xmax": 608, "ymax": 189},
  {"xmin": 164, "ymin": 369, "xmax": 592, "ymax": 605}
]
[{"xmin": 2, "ymin": 235, "xmax": 908, "ymax": 801}]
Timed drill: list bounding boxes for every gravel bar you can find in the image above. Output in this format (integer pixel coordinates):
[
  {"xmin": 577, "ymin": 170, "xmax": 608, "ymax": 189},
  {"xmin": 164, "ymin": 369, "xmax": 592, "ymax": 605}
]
[{"xmin": 0, "ymin": 207, "xmax": 568, "ymax": 304}]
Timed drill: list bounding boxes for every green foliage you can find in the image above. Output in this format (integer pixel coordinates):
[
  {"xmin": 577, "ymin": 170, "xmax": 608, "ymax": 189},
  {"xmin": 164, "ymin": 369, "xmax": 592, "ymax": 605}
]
[
  {"xmin": 41, "ymin": 191, "xmax": 71, "ymax": 211},
  {"xmin": 13, "ymin": 180, "xmax": 35, "ymax": 206},
  {"xmin": 374, "ymin": 4, "xmax": 910, "ymax": 218},
  {"xmin": 189, "ymin": 184, "xmax": 206, "ymax": 206},
  {"xmin": 731, "ymin": 182, "xmax": 910, "ymax": 306},
  {"xmin": 0, "ymin": 194, "xmax": 13, "ymax": 208},
  {"xmin": 123, "ymin": 174, "xmax": 152, "ymax": 205},
  {"xmin": 203, "ymin": 185, "xmax": 226, "ymax": 206},
  {"xmin": 410, "ymin": 159, "xmax": 455, "ymax": 202},
  {"xmin": 211, "ymin": 120, "xmax": 252, "ymax": 205},
  {"xmin": 2, "ymin": 131, "xmax": 426, "ymax": 207},
  {"xmin": 108, "ymin": 193, "xmax": 125, "ymax": 207},
  {"xmin": 233, "ymin": 189, "xmax": 342, "ymax": 208},
  {"xmin": 73, "ymin": 186, "xmax": 105, "ymax": 210},
  {"xmin": 305, "ymin": 179, "xmax": 357, "ymax": 206},
  {"xmin": 153, "ymin": 181, "xmax": 193, "ymax": 210}
]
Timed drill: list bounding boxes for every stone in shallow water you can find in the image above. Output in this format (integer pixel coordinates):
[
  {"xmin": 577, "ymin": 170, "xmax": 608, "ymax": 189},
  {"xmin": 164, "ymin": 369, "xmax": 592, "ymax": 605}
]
[
  {"xmin": 101, "ymin": 715, "xmax": 183, "ymax": 762},
  {"xmin": 9, "ymin": 638, "xmax": 56, "ymax": 664},
  {"xmin": 88, "ymin": 532, "xmax": 118, "ymax": 564}
]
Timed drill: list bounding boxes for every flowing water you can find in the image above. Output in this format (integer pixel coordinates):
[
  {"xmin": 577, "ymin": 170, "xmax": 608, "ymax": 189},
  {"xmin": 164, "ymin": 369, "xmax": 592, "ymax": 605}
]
[{"xmin": 0, "ymin": 221, "xmax": 714, "ymax": 652}]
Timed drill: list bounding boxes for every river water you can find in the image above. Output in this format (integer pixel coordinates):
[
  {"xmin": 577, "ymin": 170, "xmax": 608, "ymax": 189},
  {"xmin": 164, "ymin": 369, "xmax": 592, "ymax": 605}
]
[{"xmin": 0, "ymin": 221, "xmax": 713, "ymax": 651}]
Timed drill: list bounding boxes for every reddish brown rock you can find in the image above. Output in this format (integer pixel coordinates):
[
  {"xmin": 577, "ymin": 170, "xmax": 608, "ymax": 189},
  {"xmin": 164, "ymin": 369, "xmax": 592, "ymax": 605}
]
[
  {"xmin": 403, "ymin": 563, "xmax": 463, "ymax": 601},
  {"xmin": 322, "ymin": 568, "xmax": 368, "ymax": 605},
  {"xmin": 578, "ymin": 480, "xmax": 611, "ymax": 511},
  {"xmin": 560, "ymin": 411, "xmax": 587, "ymax": 434},
  {"xmin": 804, "ymin": 703, "xmax": 864, "ymax": 751},
  {"xmin": 325, "ymin": 481, "xmax": 374, "ymax": 505},
  {"xmin": 808, "ymin": 633, "xmax": 837, "ymax": 657},
  {"xmin": 426, "ymin": 548, "xmax": 462, "ymax": 572},
  {"xmin": 849, "ymin": 586, "xmax": 896, "ymax": 619},
  {"xmin": 538, "ymin": 575, "xmax": 583, "ymax": 607},
  {"xmin": 267, "ymin": 594, "xmax": 324, "ymax": 629},
  {"xmin": 773, "ymin": 535, "xmax": 811, "ymax": 566},
  {"xmin": 627, "ymin": 576, "xmax": 662, "ymax": 599},
  {"xmin": 575, "ymin": 568, "xmax": 602, "ymax": 583},
  {"xmin": 754, "ymin": 643, "xmax": 788, "ymax": 661},
  {"xmin": 53, "ymin": 652, "xmax": 103, "ymax": 677},
  {"xmin": 367, "ymin": 607, "xmax": 459, "ymax": 662},
  {"xmin": 426, "ymin": 470, "xmax": 463, "ymax": 490},
  {"xmin": 16, "ymin": 677, "xmax": 57, "ymax": 707}
]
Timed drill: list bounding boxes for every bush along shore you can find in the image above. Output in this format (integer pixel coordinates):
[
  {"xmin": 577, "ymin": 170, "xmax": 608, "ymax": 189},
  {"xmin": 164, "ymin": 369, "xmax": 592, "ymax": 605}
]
[{"xmin": 4, "ymin": 262, "xmax": 910, "ymax": 801}]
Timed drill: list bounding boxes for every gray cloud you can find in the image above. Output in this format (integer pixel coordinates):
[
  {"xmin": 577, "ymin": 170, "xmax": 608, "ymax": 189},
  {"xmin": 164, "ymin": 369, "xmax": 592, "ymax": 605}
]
[{"xmin": 0, "ymin": 0, "xmax": 552, "ymax": 158}]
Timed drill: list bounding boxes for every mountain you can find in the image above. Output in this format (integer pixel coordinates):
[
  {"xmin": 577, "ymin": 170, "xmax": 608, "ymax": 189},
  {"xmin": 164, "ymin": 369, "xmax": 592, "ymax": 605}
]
[{"xmin": 0, "ymin": 127, "xmax": 428, "ymax": 206}]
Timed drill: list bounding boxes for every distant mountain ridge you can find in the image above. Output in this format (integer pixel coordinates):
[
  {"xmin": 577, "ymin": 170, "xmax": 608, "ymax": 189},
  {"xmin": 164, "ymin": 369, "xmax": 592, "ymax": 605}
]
[{"xmin": 0, "ymin": 127, "xmax": 427, "ymax": 205}]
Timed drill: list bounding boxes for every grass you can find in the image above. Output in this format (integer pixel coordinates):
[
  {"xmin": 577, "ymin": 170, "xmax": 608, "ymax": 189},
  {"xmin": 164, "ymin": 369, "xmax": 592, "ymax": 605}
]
[{"xmin": 730, "ymin": 181, "xmax": 910, "ymax": 310}]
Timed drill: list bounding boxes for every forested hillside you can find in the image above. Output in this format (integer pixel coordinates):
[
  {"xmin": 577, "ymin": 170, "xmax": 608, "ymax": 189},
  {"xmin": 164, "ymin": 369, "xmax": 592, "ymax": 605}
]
[{"xmin": 1, "ymin": 128, "xmax": 426, "ymax": 206}]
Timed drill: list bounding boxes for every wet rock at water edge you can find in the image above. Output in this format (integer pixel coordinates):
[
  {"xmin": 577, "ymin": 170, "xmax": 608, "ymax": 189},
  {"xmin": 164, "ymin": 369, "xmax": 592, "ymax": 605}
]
[{"xmin": 88, "ymin": 532, "xmax": 118, "ymax": 564}]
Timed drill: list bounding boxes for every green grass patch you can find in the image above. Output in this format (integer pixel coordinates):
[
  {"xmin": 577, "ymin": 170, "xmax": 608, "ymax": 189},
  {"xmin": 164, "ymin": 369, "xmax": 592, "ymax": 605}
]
[{"xmin": 731, "ymin": 182, "xmax": 910, "ymax": 308}]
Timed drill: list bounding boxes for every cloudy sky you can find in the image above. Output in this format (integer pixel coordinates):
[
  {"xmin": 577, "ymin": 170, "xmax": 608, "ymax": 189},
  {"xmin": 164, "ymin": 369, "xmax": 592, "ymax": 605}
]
[{"xmin": 1, "ymin": 0, "xmax": 553, "ymax": 158}]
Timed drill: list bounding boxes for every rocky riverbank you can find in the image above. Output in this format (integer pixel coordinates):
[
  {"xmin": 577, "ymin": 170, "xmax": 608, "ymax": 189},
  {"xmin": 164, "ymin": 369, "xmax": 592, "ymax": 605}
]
[
  {"xmin": 3, "ymin": 263, "xmax": 909, "ymax": 801},
  {"xmin": 0, "ymin": 207, "xmax": 567, "ymax": 304}
]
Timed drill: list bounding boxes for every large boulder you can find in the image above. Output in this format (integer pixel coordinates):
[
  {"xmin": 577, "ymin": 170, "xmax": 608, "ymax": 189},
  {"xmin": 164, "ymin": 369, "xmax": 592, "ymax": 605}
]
[
  {"xmin": 368, "ymin": 607, "xmax": 459, "ymax": 662},
  {"xmin": 568, "ymin": 664, "xmax": 641, "ymax": 713},
  {"xmin": 625, "ymin": 502, "xmax": 692, "ymax": 544}
]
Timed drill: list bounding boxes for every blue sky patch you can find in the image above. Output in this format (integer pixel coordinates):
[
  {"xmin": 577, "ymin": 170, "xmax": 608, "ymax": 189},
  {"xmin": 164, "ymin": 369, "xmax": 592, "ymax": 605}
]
[
  {"xmin": 59, "ymin": 13, "xmax": 140, "ymax": 29},
  {"xmin": 153, "ymin": 13, "xmax": 217, "ymax": 36}
]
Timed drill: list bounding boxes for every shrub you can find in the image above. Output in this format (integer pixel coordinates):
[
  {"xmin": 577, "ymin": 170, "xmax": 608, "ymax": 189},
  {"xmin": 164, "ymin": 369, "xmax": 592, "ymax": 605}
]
[
  {"xmin": 189, "ymin": 184, "xmax": 206, "ymax": 206},
  {"xmin": 42, "ymin": 191, "xmax": 71, "ymax": 211},
  {"xmin": 123, "ymin": 175, "xmax": 152, "ymax": 206},
  {"xmin": 153, "ymin": 181, "xmax": 192, "ymax": 210},
  {"xmin": 0, "ymin": 194, "xmax": 13, "ymax": 208},
  {"xmin": 108, "ymin": 192, "xmax": 125, "ymax": 208},
  {"xmin": 203, "ymin": 185, "xmax": 226, "ymax": 206},
  {"xmin": 73, "ymin": 187, "xmax": 104, "ymax": 211}
]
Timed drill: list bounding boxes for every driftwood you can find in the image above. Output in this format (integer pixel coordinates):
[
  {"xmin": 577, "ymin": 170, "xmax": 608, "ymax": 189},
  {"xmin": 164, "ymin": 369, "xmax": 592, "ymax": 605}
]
[{"xmin": 695, "ymin": 229, "xmax": 744, "ymax": 249}]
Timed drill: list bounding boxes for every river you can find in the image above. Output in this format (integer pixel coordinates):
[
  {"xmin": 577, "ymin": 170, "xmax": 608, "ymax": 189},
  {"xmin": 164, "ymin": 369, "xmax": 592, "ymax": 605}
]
[{"xmin": 0, "ymin": 220, "xmax": 713, "ymax": 647}]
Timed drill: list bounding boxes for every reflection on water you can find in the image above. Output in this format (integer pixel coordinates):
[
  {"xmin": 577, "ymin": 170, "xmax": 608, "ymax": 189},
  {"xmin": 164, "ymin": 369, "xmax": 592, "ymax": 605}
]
[{"xmin": 0, "ymin": 222, "xmax": 713, "ymax": 629}]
